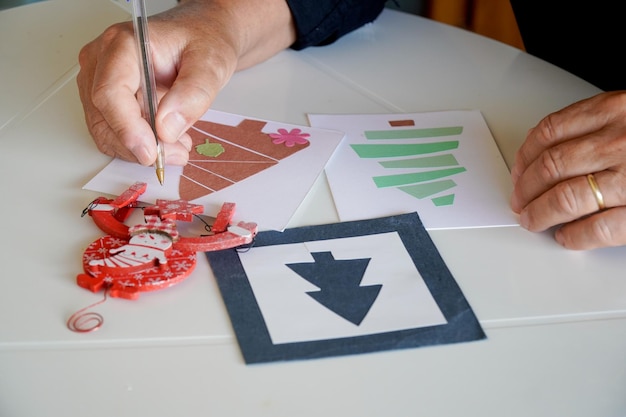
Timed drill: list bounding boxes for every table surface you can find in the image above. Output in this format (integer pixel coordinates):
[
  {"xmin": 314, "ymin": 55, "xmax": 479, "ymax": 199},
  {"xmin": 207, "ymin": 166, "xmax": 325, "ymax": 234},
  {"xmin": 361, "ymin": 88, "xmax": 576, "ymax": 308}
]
[{"xmin": 1, "ymin": 1, "xmax": 624, "ymax": 416}]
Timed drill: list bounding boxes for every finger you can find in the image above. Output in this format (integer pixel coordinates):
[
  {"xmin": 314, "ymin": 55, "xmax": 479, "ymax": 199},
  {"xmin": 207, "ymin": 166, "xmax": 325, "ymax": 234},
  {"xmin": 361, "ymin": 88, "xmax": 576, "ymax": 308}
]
[
  {"xmin": 518, "ymin": 174, "xmax": 605, "ymax": 232},
  {"xmin": 84, "ymin": 109, "xmax": 142, "ymax": 162},
  {"xmin": 155, "ymin": 44, "xmax": 237, "ymax": 144},
  {"xmin": 555, "ymin": 206, "xmax": 626, "ymax": 250},
  {"xmin": 90, "ymin": 24, "xmax": 158, "ymax": 165},
  {"xmin": 519, "ymin": 170, "xmax": 626, "ymax": 233},
  {"xmin": 77, "ymin": 43, "xmax": 141, "ymax": 162},
  {"xmin": 162, "ymin": 133, "xmax": 192, "ymax": 166},
  {"xmin": 511, "ymin": 132, "xmax": 607, "ymax": 213},
  {"xmin": 511, "ymin": 94, "xmax": 613, "ymax": 184}
]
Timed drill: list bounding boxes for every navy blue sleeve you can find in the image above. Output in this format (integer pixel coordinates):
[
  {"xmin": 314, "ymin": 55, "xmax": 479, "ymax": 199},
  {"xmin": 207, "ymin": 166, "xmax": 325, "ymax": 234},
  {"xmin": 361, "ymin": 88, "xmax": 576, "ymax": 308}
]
[{"xmin": 286, "ymin": 0, "xmax": 388, "ymax": 50}]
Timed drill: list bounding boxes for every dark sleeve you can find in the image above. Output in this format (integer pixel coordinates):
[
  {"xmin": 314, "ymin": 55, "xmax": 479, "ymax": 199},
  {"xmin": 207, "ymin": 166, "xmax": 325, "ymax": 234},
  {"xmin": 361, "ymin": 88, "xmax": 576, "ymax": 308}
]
[
  {"xmin": 287, "ymin": 0, "xmax": 388, "ymax": 50},
  {"xmin": 510, "ymin": 0, "xmax": 626, "ymax": 91}
]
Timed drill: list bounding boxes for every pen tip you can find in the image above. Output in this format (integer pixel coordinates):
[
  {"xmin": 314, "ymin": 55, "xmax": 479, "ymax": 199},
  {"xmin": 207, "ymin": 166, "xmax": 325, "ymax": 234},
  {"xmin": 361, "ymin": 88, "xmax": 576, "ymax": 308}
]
[{"xmin": 156, "ymin": 168, "xmax": 165, "ymax": 186}]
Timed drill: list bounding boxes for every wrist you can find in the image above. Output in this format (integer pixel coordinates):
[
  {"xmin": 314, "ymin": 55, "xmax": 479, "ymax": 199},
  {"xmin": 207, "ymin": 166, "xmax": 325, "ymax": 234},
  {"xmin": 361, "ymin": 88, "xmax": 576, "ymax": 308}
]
[{"xmin": 161, "ymin": 0, "xmax": 295, "ymax": 70}]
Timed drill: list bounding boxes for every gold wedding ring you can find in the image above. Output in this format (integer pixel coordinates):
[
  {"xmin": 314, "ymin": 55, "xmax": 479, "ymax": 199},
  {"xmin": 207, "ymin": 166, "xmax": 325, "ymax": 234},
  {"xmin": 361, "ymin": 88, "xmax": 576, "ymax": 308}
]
[{"xmin": 586, "ymin": 173, "xmax": 605, "ymax": 210}]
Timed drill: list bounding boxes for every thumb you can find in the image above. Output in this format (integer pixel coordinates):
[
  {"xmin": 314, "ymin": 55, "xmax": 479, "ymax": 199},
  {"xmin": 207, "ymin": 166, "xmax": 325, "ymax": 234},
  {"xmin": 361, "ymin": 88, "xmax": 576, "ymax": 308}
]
[{"xmin": 156, "ymin": 46, "xmax": 237, "ymax": 144}]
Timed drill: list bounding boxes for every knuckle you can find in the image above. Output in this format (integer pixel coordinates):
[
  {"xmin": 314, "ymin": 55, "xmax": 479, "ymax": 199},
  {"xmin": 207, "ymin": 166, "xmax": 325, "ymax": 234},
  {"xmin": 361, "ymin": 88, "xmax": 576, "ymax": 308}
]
[
  {"xmin": 538, "ymin": 147, "xmax": 565, "ymax": 182},
  {"xmin": 588, "ymin": 217, "xmax": 614, "ymax": 246},
  {"xmin": 90, "ymin": 82, "xmax": 123, "ymax": 116},
  {"xmin": 552, "ymin": 181, "xmax": 580, "ymax": 216},
  {"xmin": 100, "ymin": 23, "xmax": 132, "ymax": 46},
  {"xmin": 77, "ymin": 43, "xmax": 93, "ymax": 69},
  {"xmin": 90, "ymin": 83, "xmax": 113, "ymax": 110},
  {"xmin": 602, "ymin": 91, "xmax": 626, "ymax": 111},
  {"xmin": 520, "ymin": 208, "xmax": 542, "ymax": 232},
  {"xmin": 185, "ymin": 83, "xmax": 213, "ymax": 108},
  {"xmin": 603, "ymin": 130, "xmax": 626, "ymax": 158},
  {"xmin": 90, "ymin": 123, "xmax": 114, "ymax": 156},
  {"xmin": 535, "ymin": 113, "xmax": 559, "ymax": 145}
]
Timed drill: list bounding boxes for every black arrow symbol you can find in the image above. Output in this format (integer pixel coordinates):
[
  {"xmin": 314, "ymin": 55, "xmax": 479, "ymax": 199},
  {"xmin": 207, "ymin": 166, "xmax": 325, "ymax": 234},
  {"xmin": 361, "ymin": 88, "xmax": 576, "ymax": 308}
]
[{"xmin": 286, "ymin": 251, "xmax": 382, "ymax": 325}]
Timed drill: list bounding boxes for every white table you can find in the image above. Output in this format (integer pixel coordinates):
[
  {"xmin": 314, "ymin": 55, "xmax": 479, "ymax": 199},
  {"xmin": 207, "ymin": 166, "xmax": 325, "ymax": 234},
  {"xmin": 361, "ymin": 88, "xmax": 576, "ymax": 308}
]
[{"xmin": 1, "ymin": 1, "xmax": 624, "ymax": 416}]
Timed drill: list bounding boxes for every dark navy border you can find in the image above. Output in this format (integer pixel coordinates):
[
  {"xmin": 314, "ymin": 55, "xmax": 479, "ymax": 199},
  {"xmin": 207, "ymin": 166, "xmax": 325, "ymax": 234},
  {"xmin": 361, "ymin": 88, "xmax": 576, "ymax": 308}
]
[{"xmin": 205, "ymin": 212, "xmax": 485, "ymax": 364}]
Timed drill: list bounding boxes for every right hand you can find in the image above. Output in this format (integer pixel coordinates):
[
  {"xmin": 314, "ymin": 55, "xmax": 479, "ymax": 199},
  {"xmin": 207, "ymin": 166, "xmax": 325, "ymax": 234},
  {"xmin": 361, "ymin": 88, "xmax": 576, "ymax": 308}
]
[{"xmin": 76, "ymin": 0, "xmax": 296, "ymax": 166}]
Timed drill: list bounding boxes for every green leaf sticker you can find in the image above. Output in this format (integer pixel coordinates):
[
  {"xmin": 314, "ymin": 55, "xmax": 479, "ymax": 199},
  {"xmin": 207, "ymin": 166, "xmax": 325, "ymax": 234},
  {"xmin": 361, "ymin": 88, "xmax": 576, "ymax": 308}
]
[{"xmin": 196, "ymin": 138, "xmax": 225, "ymax": 157}]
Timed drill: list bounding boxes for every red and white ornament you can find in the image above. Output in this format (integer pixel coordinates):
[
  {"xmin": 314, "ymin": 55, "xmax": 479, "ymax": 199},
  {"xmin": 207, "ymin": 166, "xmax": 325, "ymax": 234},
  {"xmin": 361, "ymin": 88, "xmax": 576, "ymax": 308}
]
[{"xmin": 77, "ymin": 182, "xmax": 257, "ymax": 300}]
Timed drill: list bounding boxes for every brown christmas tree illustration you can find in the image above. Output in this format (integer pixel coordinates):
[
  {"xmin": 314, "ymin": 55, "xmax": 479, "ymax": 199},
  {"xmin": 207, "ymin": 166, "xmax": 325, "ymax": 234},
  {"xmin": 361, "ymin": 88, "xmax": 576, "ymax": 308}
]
[{"xmin": 180, "ymin": 119, "xmax": 310, "ymax": 201}]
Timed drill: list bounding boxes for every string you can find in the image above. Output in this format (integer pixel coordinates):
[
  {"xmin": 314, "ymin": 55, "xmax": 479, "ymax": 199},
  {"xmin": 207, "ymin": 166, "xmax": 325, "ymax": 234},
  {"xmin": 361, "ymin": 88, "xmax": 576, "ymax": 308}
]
[
  {"xmin": 82, "ymin": 200, "xmax": 214, "ymax": 235},
  {"xmin": 192, "ymin": 213, "xmax": 214, "ymax": 235},
  {"xmin": 81, "ymin": 199, "xmax": 99, "ymax": 217},
  {"xmin": 67, "ymin": 287, "xmax": 109, "ymax": 333},
  {"xmin": 82, "ymin": 200, "xmax": 147, "ymax": 217},
  {"xmin": 236, "ymin": 239, "xmax": 256, "ymax": 253}
]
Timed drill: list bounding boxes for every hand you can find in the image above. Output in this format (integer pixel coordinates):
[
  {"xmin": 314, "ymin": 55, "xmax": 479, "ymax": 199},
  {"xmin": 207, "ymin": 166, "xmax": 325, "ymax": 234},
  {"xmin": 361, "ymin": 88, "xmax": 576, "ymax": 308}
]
[
  {"xmin": 76, "ymin": 0, "xmax": 295, "ymax": 166},
  {"xmin": 510, "ymin": 91, "xmax": 626, "ymax": 250}
]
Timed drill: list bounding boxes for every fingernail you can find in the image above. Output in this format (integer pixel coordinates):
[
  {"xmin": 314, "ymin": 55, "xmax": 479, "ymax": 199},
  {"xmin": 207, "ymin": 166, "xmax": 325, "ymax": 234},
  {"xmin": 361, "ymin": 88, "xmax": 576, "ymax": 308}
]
[
  {"xmin": 510, "ymin": 192, "xmax": 520, "ymax": 213},
  {"xmin": 163, "ymin": 111, "xmax": 187, "ymax": 141},
  {"xmin": 166, "ymin": 152, "xmax": 188, "ymax": 166},
  {"xmin": 179, "ymin": 132, "xmax": 192, "ymax": 152},
  {"xmin": 132, "ymin": 145, "xmax": 152, "ymax": 166},
  {"xmin": 510, "ymin": 165, "xmax": 520, "ymax": 184},
  {"xmin": 519, "ymin": 210, "xmax": 529, "ymax": 229},
  {"xmin": 554, "ymin": 229, "xmax": 564, "ymax": 246}
]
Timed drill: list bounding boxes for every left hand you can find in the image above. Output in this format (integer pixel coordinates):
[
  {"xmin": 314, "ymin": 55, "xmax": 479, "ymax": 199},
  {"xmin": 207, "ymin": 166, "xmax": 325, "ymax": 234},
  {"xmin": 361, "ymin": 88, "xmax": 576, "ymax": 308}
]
[{"xmin": 510, "ymin": 91, "xmax": 626, "ymax": 250}]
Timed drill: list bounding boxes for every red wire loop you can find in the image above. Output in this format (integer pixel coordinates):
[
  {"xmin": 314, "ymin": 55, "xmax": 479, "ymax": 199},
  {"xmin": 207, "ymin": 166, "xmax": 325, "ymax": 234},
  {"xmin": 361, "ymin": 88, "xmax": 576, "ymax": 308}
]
[{"xmin": 67, "ymin": 288, "xmax": 109, "ymax": 333}]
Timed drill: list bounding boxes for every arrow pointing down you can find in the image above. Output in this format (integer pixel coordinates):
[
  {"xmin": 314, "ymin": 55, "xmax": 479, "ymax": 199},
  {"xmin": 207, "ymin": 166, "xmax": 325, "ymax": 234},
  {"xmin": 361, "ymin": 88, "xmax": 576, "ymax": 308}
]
[{"xmin": 286, "ymin": 251, "xmax": 382, "ymax": 325}]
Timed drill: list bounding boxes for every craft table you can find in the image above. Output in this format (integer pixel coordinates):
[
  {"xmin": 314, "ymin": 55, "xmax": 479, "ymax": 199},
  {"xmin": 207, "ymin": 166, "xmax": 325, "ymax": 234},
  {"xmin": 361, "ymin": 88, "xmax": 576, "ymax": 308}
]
[{"xmin": 1, "ymin": 1, "xmax": 624, "ymax": 416}]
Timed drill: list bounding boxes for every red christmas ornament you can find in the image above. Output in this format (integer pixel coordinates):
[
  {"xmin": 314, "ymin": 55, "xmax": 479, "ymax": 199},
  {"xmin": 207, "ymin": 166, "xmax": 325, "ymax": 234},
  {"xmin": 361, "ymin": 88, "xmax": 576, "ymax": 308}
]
[{"xmin": 77, "ymin": 182, "xmax": 257, "ymax": 300}]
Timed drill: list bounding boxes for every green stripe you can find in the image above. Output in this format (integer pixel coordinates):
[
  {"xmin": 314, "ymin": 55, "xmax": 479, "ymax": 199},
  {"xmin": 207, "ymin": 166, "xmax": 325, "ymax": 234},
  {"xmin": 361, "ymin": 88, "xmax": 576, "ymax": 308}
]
[
  {"xmin": 364, "ymin": 126, "xmax": 463, "ymax": 140},
  {"xmin": 397, "ymin": 179, "xmax": 457, "ymax": 199},
  {"xmin": 373, "ymin": 167, "xmax": 466, "ymax": 188},
  {"xmin": 432, "ymin": 194, "xmax": 456, "ymax": 206},
  {"xmin": 351, "ymin": 141, "xmax": 459, "ymax": 158},
  {"xmin": 379, "ymin": 154, "xmax": 459, "ymax": 168}
]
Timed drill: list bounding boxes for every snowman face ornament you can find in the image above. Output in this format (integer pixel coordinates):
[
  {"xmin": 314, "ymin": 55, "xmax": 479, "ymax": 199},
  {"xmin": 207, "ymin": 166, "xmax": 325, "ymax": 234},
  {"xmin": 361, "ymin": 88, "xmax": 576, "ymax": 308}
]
[
  {"xmin": 78, "ymin": 216, "xmax": 195, "ymax": 300},
  {"xmin": 87, "ymin": 227, "xmax": 174, "ymax": 272},
  {"xmin": 76, "ymin": 182, "xmax": 257, "ymax": 300},
  {"xmin": 131, "ymin": 232, "xmax": 173, "ymax": 249}
]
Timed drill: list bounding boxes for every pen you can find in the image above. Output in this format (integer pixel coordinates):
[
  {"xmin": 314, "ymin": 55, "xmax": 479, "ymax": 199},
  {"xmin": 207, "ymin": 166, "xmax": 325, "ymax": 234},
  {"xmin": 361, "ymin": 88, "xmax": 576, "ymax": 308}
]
[{"xmin": 130, "ymin": 0, "xmax": 165, "ymax": 185}]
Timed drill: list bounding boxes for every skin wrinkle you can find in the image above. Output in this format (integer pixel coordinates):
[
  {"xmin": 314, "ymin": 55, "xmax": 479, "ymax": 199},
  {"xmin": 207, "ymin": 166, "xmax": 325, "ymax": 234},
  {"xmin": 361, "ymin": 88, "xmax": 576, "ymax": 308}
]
[
  {"xmin": 538, "ymin": 143, "xmax": 566, "ymax": 185},
  {"xmin": 510, "ymin": 90, "xmax": 626, "ymax": 249},
  {"xmin": 554, "ymin": 180, "xmax": 581, "ymax": 219},
  {"xmin": 590, "ymin": 215, "xmax": 613, "ymax": 245}
]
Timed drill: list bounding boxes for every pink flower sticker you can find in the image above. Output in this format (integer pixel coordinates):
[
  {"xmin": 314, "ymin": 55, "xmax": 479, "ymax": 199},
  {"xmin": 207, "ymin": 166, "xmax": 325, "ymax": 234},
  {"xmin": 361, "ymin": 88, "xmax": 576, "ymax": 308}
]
[{"xmin": 269, "ymin": 128, "xmax": 311, "ymax": 147}]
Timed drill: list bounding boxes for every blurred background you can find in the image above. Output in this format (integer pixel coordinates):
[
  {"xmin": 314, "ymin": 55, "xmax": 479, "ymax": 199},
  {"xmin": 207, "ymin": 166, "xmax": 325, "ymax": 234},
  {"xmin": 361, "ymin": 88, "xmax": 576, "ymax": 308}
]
[
  {"xmin": 0, "ymin": 0, "xmax": 524, "ymax": 50},
  {"xmin": 396, "ymin": 0, "xmax": 524, "ymax": 50}
]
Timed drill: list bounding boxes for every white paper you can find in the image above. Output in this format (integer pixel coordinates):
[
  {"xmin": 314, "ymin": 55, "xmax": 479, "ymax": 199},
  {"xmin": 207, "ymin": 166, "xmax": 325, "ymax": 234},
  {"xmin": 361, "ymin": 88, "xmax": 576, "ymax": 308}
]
[
  {"xmin": 84, "ymin": 109, "xmax": 344, "ymax": 231},
  {"xmin": 239, "ymin": 232, "xmax": 447, "ymax": 344},
  {"xmin": 309, "ymin": 110, "xmax": 518, "ymax": 229}
]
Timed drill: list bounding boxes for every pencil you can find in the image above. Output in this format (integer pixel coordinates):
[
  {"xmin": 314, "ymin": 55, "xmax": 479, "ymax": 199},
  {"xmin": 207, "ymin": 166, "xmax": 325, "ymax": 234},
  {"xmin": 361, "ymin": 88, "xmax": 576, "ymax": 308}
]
[{"xmin": 130, "ymin": 0, "xmax": 165, "ymax": 185}]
